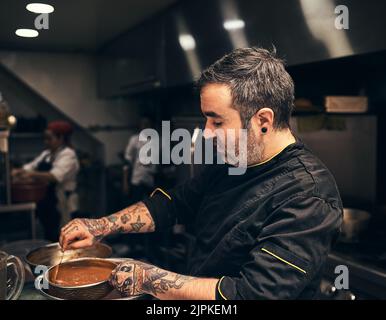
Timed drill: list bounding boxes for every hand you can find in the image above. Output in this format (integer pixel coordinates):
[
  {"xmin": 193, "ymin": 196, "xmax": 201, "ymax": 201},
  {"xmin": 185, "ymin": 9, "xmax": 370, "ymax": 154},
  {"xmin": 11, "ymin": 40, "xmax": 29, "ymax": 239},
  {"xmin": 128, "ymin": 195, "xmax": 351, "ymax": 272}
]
[
  {"xmin": 11, "ymin": 168, "xmax": 24, "ymax": 177},
  {"xmin": 59, "ymin": 218, "xmax": 109, "ymax": 250},
  {"xmin": 109, "ymin": 260, "xmax": 192, "ymax": 297},
  {"xmin": 19, "ymin": 171, "xmax": 34, "ymax": 180},
  {"xmin": 12, "ymin": 169, "xmax": 33, "ymax": 180}
]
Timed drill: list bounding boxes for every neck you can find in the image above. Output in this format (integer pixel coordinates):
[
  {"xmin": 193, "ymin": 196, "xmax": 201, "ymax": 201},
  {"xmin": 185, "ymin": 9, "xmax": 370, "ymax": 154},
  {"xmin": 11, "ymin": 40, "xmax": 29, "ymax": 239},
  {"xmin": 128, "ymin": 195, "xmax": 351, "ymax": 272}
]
[{"xmin": 251, "ymin": 128, "xmax": 296, "ymax": 165}]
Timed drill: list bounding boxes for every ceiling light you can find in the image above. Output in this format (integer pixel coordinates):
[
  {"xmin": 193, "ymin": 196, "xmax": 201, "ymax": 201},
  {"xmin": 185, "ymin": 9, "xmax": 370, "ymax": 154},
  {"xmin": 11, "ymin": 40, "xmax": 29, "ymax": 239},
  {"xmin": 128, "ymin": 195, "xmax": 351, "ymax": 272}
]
[
  {"xmin": 26, "ymin": 3, "xmax": 54, "ymax": 14},
  {"xmin": 15, "ymin": 29, "xmax": 39, "ymax": 38},
  {"xmin": 179, "ymin": 34, "xmax": 196, "ymax": 51},
  {"xmin": 223, "ymin": 19, "xmax": 245, "ymax": 30}
]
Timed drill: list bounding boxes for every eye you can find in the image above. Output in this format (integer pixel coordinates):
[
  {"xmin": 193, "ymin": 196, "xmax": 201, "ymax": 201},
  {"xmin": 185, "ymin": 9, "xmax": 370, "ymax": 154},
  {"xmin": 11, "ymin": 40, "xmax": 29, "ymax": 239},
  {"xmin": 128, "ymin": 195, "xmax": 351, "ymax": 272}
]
[{"xmin": 213, "ymin": 121, "xmax": 223, "ymax": 127}]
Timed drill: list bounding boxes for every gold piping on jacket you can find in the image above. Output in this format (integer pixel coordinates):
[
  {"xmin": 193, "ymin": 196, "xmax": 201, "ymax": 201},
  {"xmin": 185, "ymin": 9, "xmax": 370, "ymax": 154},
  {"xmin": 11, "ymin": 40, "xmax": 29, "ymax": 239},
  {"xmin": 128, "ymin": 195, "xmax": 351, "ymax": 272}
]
[
  {"xmin": 217, "ymin": 276, "xmax": 228, "ymax": 300},
  {"xmin": 150, "ymin": 187, "xmax": 172, "ymax": 201},
  {"xmin": 247, "ymin": 142, "xmax": 295, "ymax": 168},
  {"xmin": 261, "ymin": 248, "xmax": 307, "ymax": 274}
]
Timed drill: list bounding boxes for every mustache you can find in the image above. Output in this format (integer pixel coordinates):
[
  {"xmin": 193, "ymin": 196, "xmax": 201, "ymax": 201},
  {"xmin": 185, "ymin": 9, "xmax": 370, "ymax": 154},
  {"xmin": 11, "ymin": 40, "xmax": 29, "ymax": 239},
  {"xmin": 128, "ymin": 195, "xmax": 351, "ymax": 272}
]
[{"xmin": 204, "ymin": 137, "xmax": 223, "ymax": 149}]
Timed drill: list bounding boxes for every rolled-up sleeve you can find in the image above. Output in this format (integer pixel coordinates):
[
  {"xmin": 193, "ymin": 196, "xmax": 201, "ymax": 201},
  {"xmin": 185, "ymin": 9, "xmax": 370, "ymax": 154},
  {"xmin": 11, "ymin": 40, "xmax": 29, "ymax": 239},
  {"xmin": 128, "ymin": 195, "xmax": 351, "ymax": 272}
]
[
  {"xmin": 23, "ymin": 151, "xmax": 47, "ymax": 171},
  {"xmin": 50, "ymin": 151, "xmax": 79, "ymax": 184},
  {"xmin": 218, "ymin": 195, "xmax": 342, "ymax": 300}
]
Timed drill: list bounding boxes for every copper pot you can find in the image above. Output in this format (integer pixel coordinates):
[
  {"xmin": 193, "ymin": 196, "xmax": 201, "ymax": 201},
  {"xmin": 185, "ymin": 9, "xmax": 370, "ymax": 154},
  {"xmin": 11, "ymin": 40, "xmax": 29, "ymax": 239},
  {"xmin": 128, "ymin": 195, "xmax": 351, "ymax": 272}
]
[
  {"xmin": 11, "ymin": 182, "xmax": 47, "ymax": 203},
  {"xmin": 44, "ymin": 258, "xmax": 117, "ymax": 300}
]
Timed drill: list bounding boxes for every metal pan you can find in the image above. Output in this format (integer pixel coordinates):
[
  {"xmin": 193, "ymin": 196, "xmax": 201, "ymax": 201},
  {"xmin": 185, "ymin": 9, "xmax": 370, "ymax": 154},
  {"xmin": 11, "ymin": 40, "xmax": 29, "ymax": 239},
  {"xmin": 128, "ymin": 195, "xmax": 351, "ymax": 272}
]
[
  {"xmin": 44, "ymin": 257, "xmax": 117, "ymax": 300},
  {"xmin": 35, "ymin": 274, "xmax": 143, "ymax": 300},
  {"xmin": 25, "ymin": 242, "xmax": 112, "ymax": 275}
]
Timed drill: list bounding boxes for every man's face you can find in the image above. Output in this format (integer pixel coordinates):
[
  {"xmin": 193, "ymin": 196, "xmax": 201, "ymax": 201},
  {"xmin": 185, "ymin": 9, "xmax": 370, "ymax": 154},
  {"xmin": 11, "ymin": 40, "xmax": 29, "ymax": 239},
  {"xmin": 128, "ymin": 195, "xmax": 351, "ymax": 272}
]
[{"xmin": 200, "ymin": 83, "xmax": 264, "ymax": 165}]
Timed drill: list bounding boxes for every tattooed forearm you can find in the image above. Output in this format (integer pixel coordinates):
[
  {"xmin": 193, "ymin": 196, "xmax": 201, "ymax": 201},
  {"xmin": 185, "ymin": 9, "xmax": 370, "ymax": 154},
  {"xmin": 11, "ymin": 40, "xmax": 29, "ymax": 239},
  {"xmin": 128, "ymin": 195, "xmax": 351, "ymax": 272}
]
[
  {"xmin": 110, "ymin": 260, "xmax": 198, "ymax": 298},
  {"xmin": 60, "ymin": 202, "xmax": 155, "ymax": 249},
  {"xmin": 78, "ymin": 218, "xmax": 110, "ymax": 240},
  {"xmin": 99, "ymin": 201, "xmax": 155, "ymax": 236},
  {"xmin": 140, "ymin": 265, "xmax": 193, "ymax": 296},
  {"xmin": 145, "ymin": 211, "xmax": 155, "ymax": 232},
  {"xmin": 130, "ymin": 216, "xmax": 146, "ymax": 232}
]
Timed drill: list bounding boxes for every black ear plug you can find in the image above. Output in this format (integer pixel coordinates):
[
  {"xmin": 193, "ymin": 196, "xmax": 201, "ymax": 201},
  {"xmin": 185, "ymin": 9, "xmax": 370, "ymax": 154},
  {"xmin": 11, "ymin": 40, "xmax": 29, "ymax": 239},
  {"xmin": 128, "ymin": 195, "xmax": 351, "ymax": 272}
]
[{"xmin": 261, "ymin": 127, "xmax": 267, "ymax": 133}]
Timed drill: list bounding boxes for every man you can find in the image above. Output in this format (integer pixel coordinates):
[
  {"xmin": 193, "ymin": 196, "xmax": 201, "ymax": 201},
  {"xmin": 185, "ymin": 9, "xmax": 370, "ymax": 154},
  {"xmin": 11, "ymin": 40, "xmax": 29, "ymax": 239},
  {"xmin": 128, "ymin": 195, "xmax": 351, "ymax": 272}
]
[
  {"xmin": 124, "ymin": 116, "xmax": 157, "ymax": 204},
  {"xmin": 13, "ymin": 120, "xmax": 79, "ymax": 241},
  {"xmin": 60, "ymin": 47, "xmax": 342, "ymax": 300}
]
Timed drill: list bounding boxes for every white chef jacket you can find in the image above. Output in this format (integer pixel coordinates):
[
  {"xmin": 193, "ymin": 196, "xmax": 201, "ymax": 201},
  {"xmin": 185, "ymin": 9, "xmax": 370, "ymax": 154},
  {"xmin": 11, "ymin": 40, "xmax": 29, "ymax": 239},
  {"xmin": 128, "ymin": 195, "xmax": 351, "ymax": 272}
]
[
  {"xmin": 23, "ymin": 146, "xmax": 80, "ymax": 226},
  {"xmin": 125, "ymin": 133, "xmax": 156, "ymax": 188}
]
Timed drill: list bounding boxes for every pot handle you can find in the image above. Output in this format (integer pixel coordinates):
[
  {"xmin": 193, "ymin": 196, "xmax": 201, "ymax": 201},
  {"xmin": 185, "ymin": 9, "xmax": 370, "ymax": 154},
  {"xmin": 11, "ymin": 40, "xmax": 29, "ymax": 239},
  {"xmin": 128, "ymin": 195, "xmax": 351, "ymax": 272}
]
[{"xmin": 6, "ymin": 255, "xmax": 25, "ymax": 300}]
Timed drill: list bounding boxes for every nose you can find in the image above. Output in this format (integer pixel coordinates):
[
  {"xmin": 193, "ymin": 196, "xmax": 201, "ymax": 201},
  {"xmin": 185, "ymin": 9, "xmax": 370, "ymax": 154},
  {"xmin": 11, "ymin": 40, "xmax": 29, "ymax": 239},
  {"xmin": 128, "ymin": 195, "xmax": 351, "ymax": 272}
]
[{"xmin": 203, "ymin": 122, "xmax": 216, "ymax": 139}]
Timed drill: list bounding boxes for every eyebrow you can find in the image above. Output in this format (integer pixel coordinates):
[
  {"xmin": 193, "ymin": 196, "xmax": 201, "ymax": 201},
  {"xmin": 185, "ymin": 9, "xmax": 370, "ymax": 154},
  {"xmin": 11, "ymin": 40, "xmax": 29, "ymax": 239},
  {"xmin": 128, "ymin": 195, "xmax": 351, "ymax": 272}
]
[{"xmin": 203, "ymin": 111, "xmax": 223, "ymax": 119}]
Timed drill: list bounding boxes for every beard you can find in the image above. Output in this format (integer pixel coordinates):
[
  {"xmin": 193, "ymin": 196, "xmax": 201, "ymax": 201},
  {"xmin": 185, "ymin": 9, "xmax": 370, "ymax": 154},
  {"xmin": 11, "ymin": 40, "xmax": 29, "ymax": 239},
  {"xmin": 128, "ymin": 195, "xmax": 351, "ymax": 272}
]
[
  {"xmin": 214, "ymin": 127, "xmax": 264, "ymax": 167},
  {"xmin": 245, "ymin": 128, "xmax": 265, "ymax": 165}
]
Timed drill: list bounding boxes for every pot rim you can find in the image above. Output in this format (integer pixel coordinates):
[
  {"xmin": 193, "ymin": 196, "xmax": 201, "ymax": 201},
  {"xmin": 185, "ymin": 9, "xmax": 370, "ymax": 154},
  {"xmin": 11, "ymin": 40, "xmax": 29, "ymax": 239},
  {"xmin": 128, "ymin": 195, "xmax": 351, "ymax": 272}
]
[
  {"xmin": 25, "ymin": 242, "xmax": 112, "ymax": 268},
  {"xmin": 44, "ymin": 257, "xmax": 117, "ymax": 290}
]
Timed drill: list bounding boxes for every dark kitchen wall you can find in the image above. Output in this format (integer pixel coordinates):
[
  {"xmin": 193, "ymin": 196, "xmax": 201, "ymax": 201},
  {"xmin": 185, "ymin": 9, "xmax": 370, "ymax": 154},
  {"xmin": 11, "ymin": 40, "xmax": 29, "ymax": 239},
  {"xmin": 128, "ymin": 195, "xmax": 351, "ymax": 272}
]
[
  {"xmin": 97, "ymin": 0, "xmax": 386, "ymax": 209},
  {"xmin": 128, "ymin": 50, "xmax": 386, "ymax": 210},
  {"xmin": 288, "ymin": 50, "xmax": 386, "ymax": 209}
]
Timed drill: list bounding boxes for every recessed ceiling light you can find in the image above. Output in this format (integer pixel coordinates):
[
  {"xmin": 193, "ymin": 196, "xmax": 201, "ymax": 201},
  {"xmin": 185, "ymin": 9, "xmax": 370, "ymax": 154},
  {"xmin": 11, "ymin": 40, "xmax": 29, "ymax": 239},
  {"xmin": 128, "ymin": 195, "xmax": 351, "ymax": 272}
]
[
  {"xmin": 179, "ymin": 34, "xmax": 196, "ymax": 51},
  {"xmin": 26, "ymin": 3, "xmax": 54, "ymax": 14},
  {"xmin": 223, "ymin": 19, "xmax": 245, "ymax": 30},
  {"xmin": 15, "ymin": 29, "xmax": 39, "ymax": 38}
]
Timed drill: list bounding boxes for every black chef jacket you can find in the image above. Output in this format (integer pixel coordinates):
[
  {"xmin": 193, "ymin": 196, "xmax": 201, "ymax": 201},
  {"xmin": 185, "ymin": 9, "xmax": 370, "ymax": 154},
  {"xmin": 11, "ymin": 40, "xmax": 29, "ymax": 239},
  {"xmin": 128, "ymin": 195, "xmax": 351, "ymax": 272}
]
[{"xmin": 142, "ymin": 140, "xmax": 343, "ymax": 300}]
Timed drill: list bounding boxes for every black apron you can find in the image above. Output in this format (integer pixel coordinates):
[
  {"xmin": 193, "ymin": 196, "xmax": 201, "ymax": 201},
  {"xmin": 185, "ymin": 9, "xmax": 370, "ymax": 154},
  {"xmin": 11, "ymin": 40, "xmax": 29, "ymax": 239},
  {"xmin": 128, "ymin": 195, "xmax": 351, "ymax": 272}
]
[{"xmin": 36, "ymin": 151, "xmax": 61, "ymax": 242}]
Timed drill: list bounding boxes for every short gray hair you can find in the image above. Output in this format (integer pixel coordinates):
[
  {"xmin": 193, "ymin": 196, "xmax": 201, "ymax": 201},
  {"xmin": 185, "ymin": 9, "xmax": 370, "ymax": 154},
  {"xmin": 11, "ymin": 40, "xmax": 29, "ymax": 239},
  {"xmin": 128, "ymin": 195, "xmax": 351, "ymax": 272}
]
[{"xmin": 197, "ymin": 47, "xmax": 295, "ymax": 129}]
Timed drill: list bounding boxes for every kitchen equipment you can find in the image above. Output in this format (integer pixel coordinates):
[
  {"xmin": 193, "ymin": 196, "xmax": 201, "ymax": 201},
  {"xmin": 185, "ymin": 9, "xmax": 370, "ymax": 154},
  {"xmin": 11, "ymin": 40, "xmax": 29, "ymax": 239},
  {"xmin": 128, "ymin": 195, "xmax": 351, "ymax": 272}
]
[
  {"xmin": 0, "ymin": 250, "xmax": 25, "ymax": 300},
  {"xmin": 1, "ymin": 94, "xmax": 17, "ymax": 205},
  {"xmin": 324, "ymin": 96, "xmax": 368, "ymax": 113},
  {"xmin": 1, "ymin": 239, "xmax": 51, "ymax": 281},
  {"xmin": 44, "ymin": 258, "xmax": 117, "ymax": 300},
  {"xmin": 34, "ymin": 274, "xmax": 143, "ymax": 300},
  {"xmin": 294, "ymin": 98, "xmax": 322, "ymax": 113},
  {"xmin": 340, "ymin": 208, "xmax": 371, "ymax": 243},
  {"xmin": 11, "ymin": 181, "xmax": 47, "ymax": 203},
  {"xmin": 25, "ymin": 242, "xmax": 112, "ymax": 275}
]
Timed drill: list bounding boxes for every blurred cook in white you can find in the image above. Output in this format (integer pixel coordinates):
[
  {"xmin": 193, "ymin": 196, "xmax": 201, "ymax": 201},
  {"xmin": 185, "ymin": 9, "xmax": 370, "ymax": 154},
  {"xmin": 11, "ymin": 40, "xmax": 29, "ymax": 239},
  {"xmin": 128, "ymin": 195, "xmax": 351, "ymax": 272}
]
[{"xmin": 13, "ymin": 120, "xmax": 79, "ymax": 241}]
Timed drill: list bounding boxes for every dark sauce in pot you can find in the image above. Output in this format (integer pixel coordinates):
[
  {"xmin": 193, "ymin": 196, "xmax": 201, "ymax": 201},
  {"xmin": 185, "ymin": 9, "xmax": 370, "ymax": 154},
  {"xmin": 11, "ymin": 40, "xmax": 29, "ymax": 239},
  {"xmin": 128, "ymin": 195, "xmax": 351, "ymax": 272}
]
[{"xmin": 51, "ymin": 262, "xmax": 114, "ymax": 286}]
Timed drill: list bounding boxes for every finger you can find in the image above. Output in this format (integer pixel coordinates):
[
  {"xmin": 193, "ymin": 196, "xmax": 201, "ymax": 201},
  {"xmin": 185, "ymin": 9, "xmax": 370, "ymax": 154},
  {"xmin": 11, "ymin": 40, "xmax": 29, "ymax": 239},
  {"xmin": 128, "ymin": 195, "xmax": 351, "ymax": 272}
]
[
  {"xmin": 59, "ymin": 231, "xmax": 67, "ymax": 247},
  {"xmin": 60, "ymin": 223, "xmax": 79, "ymax": 241},
  {"xmin": 60, "ymin": 226, "xmax": 78, "ymax": 250},
  {"xmin": 59, "ymin": 226, "xmax": 73, "ymax": 249},
  {"xmin": 115, "ymin": 272, "xmax": 134, "ymax": 296},
  {"xmin": 61, "ymin": 220, "xmax": 79, "ymax": 234},
  {"xmin": 59, "ymin": 232, "xmax": 64, "ymax": 249},
  {"xmin": 109, "ymin": 264, "xmax": 122, "ymax": 284},
  {"xmin": 110, "ymin": 271, "xmax": 127, "ymax": 289},
  {"xmin": 109, "ymin": 271, "xmax": 117, "ymax": 285},
  {"xmin": 61, "ymin": 228, "xmax": 84, "ymax": 251},
  {"xmin": 66, "ymin": 238, "xmax": 94, "ymax": 250}
]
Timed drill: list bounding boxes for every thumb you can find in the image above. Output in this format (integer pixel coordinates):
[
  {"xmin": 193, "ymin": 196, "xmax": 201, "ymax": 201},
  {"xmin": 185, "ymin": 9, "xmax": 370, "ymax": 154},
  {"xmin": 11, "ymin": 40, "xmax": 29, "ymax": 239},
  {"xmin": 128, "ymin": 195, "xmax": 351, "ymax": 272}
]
[{"xmin": 66, "ymin": 238, "xmax": 94, "ymax": 250}]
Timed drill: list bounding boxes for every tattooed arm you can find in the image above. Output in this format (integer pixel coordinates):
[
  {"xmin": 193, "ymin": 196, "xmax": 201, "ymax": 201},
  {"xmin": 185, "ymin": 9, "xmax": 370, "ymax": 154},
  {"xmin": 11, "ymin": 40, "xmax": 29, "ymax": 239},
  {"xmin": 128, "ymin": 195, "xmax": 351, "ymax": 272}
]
[
  {"xmin": 110, "ymin": 260, "xmax": 218, "ymax": 300},
  {"xmin": 59, "ymin": 201, "xmax": 155, "ymax": 250}
]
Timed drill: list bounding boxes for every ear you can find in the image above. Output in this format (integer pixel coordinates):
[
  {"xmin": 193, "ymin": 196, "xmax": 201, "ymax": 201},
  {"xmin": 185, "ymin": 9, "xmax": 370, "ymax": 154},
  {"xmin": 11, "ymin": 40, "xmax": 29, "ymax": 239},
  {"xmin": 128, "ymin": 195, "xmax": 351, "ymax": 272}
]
[{"xmin": 251, "ymin": 108, "xmax": 274, "ymax": 129}]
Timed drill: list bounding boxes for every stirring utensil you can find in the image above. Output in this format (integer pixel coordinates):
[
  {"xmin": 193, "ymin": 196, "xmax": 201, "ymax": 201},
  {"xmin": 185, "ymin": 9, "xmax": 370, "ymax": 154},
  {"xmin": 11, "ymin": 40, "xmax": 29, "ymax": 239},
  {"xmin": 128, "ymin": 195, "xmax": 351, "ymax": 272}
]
[{"xmin": 53, "ymin": 248, "xmax": 65, "ymax": 282}]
